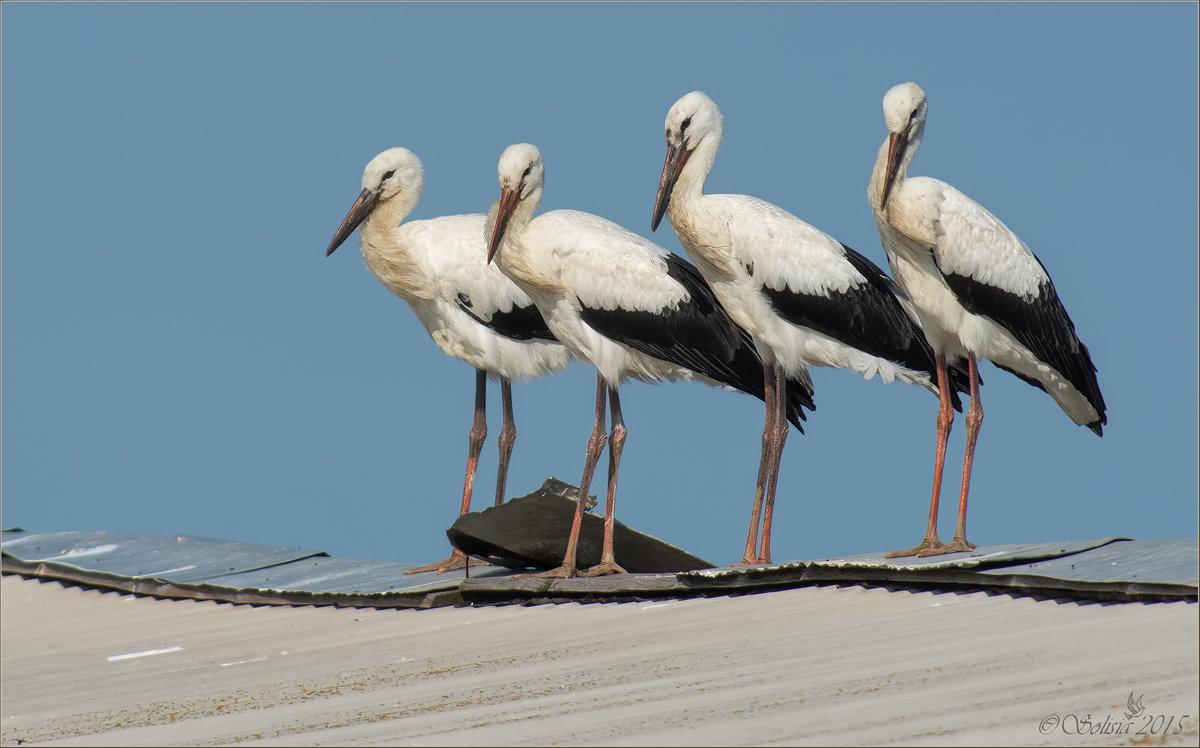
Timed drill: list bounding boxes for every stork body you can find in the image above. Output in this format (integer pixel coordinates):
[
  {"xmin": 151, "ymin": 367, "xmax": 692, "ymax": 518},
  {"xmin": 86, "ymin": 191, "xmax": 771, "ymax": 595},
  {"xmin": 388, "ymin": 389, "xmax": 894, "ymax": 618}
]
[
  {"xmin": 487, "ymin": 143, "xmax": 813, "ymax": 578},
  {"xmin": 653, "ymin": 91, "xmax": 965, "ymax": 565},
  {"xmin": 868, "ymin": 82, "xmax": 1105, "ymax": 557},
  {"xmin": 327, "ymin": 148, "xmax": 570, "ymax": 573}
]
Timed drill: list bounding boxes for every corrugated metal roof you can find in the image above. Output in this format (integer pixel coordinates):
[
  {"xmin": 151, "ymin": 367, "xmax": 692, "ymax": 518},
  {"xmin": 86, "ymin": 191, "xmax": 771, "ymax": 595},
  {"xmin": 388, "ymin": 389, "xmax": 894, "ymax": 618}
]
[
  {"xmin": 0, "ymin": 529, "xmax": 478, "ymax": 609},
  {"xmin": 808, "ymin": 537, "xmax": 1121, "ymax": 570},
  {"xmin": 976, "ymin": 537, "xmax": 1199, "ymax": 585},
  {"xmin": 0, "ymin": 529, "xmax": 326, "ymax": 582},
  {"xmin": 2, "ymin": 574, "xmax": 1196, "ymax": 746},
  {"xmin": 4, "ymin": 529, "xmax": 1196, "ymax": 608}
]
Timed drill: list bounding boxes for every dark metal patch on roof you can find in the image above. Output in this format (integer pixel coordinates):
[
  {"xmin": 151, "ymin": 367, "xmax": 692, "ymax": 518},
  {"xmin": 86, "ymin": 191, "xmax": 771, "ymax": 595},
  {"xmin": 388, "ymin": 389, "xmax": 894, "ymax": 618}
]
[{"xmin": 446, "ymin": 477, "xmax": 713, "ymax": 573}]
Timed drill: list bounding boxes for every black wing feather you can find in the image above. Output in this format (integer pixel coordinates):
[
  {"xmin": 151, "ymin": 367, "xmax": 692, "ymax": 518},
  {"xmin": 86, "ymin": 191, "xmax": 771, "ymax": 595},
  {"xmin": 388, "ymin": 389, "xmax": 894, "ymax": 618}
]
[
  {"xmin": 578, "ymin": 253, "xmax": 814, "ymax": 431},
  {"xmin": 940, "ymin": 263, "xmax": 1106, "ymax": 434},
  {"xmin": 763, "ymin": 244, "xmax": 968, "ymax": 411},
  {"xmin": 457, "ymin": 299, "xmax": 558, "ymax": 342}
]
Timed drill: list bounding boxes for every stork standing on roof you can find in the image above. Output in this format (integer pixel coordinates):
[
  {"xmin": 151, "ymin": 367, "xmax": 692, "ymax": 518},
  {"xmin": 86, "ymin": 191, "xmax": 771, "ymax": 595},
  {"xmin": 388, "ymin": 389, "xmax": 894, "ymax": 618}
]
[
  {"xmin": 486, "ymin": 143, "xmax": 814, "ymax": 578},
  {"xmin": 868, "ymin": 82, "xmax": 1106, "ymax": 557},
  {"xmin": 652, "ymin": 91, "xmax": 967, "ymax": 566},
  {"xmin": 327, "ymin": 148, "xmax": 571, "ymax": 574}
]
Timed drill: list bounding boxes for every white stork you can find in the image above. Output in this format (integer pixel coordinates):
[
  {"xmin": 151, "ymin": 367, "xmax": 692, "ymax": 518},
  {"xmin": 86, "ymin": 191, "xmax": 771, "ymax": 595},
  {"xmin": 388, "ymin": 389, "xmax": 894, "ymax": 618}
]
[
  {"xmin": 868, "ymin": 82, "xmax": 1106, "ymax": 557},
  {"xmin": 326, "ymin": 148, "xmax": 571, "ymax": 574},
  {"xmin": 652, "ymin": 91, "xmax": 968, "ymax": 566},
  {"xmin": 486, "ymin": 143, "xmax": 814, "ymax": 578}
]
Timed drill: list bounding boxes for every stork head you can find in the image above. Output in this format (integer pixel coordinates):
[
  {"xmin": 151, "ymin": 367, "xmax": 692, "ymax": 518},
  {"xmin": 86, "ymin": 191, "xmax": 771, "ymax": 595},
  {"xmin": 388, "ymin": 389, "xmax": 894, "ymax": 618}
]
[
  {"xmin": 488, "ymin": 143, "xmax": 544, "ymax": 263},
  {"xmin": 880, "ymin": 82, "xmax": 927, "ymax": 210},
  {"xmin": 653, "ymin": 91, "xmax": 723, "ymax": 232},
  {"xmin": 326, "ymin": 148, "xmax": 425, "ymax": 257}
]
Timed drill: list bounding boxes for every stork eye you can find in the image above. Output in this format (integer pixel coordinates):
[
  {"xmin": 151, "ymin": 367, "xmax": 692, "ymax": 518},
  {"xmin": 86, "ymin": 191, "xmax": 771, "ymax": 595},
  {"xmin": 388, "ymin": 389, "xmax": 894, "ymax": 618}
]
[
  {"xmin": 522, "ymin": 165, "xmax": 532, "ymax": 179},
  {"xmin": 382, "ymin": 170, "xmax": 396, "ymax": 181},
  {"xmin": 681, "ymin": 116, "xmax": 692, "ymax": 132}
]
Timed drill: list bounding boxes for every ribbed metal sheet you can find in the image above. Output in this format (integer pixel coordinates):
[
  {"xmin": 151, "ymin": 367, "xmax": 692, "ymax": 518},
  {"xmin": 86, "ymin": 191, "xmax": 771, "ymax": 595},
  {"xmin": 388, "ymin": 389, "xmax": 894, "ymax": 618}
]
[
  {"xmin": 5, "ymin": 529, "xmax": 1196, "ymax": 608},
  {"xmin": 975, "ymin": 537, "xmax": 1200, "ymax": 585},
  {"xmin": 0, "ymin": 530, "xmax": 326, "ymax": 583},
  {"xmin": 0, "ymin": 529, "xmax": 484, "ymax": 609},
  {"xmin": 782, "ymin": 538, "xmax": 1199, "ymax": 603},
  {"xmin": 202, "ymin": 554, "xmax": 512, "ymax": 594},
  {"xmin": 3, "ymin": 574, "xmax": 1196, "ymax": 746},
  {"xmin": 807, "ymin": 536, "xmax": 1124, "ymax": 570}
]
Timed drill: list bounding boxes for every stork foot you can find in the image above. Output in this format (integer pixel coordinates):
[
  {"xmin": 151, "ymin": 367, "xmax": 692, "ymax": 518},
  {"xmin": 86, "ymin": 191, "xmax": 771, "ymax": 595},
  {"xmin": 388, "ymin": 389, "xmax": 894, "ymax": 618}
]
[
  {"xmin": 517, "ymin": 565, "xmax": 578, "ymax": 579},
  {"xmin": 916, "ymin": 537, "xmax": 976, "ymax": 558},
  {"xmin": 403, "ymin": 552, "xmax": 488, "ymax": 575},
  {"xmin": 581, "ymin": 561, "xmax": 627, "ymax": 577},
  {"xmin": 884, "ymin": 538, "xmax": 944, "ymax": 559}
]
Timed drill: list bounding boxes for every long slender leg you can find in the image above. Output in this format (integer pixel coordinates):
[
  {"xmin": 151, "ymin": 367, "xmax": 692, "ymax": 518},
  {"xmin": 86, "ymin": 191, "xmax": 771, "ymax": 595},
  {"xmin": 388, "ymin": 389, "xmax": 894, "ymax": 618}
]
[
  {"xmin": 531, "ymin": 374, "xmax": 608, "ymax": 579},
  {"xmin": 494, "ymin": 378, "xmax": 517, "ymax": 507},
  {"xmin": 887, "ymin": 352, "xmax": 954, "ymax": 559},
  {"xmin": 757, "ymin": 361, "xmax": 789, "ymax": 565},
  {"xmin": 739, "ymin": 361, "xmax": 778, "ymax": 566},
  {"xmin": 405, "ymin": 369, "xmax": 489, "ymax": 575},
  {"xmin": 920, "ymin": 353, "xmax": 981, "ymax": 556},
  {"xmin": 583, "ymin": 385, "xmax": 629, "ymax": 577}
]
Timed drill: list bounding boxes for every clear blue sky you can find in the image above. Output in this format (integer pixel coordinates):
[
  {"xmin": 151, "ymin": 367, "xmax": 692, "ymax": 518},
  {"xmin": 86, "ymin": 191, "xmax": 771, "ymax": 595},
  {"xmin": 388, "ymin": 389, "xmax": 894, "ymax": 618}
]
[{"xmin": 3, "ymin": 3, "xmax": 1196, "ymax": 568}]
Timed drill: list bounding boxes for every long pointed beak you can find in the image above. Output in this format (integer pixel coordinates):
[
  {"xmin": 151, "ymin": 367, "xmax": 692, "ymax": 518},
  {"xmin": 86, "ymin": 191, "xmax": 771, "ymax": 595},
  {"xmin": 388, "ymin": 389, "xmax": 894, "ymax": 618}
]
[
  {"xmin": 881, "ymin": 131, "xmax": 908, "ymax": 211},
  {"xmin": 651, "ymin": 142, "xmax": 689, "ymax": 232},
  {"xmin": 326, "ymin": 188, "xmax": 379, "ymax": 257},
  {"xmin": 487, "ymin": 186, "xmax": 520, "ymax": 264}
]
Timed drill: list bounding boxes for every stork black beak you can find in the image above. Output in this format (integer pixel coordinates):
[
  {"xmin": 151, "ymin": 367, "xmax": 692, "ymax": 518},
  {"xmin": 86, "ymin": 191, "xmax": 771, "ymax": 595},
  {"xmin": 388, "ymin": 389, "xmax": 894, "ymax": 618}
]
[
  {"xmin": 881, "ymin": 130, "xmax": 908, "ymax": 211},
  {"xmin": 487, "ymin": 186, "xmax": 520, "ymax": 264},
  {"xmin": 326, "ymin": 188, "xmax": 379, "ymax": 257},
  {"xmin": 651, "ymin": 141, "xmax": 690, "ymax": 232}
]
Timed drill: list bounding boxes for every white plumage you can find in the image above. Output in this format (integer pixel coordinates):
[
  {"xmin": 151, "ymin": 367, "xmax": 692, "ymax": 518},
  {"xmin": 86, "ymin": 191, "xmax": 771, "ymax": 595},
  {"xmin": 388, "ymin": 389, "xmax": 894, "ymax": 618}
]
[
  {"xmin": 868, "ymin": 81, "xmax": 1106, "ymax": 557},
  {"xmin": 701, "ymin": 194, "xmax": 925, "ymax": 383},
  {"xmin": 487, "ymin": 143, "xmax": 812, "ymax": 578},
  {"xmin": 378, "ymin": 213, "xmax": 565, "ymax": 379},
  {"xmin": 327, "ymin": 147, "xmax": 571, "ymax": 573},
  {"xmin": 493, "ymin": 209, "xmax": 692, "ymax": 385},
  {"xmin": 653, "ymin": 91, "xmax": 959, "ymax": 566}
]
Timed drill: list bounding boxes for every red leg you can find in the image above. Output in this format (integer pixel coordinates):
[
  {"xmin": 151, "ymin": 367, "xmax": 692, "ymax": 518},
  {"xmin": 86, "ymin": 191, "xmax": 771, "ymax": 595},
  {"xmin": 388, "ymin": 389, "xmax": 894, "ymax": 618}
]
[
  {"xmin": 916, "ymin": 353, "xmax": 980, "ymax": 557},
  {"xmin": 529, "ymin": 374, "xmax": 608, "ymax": 579},
  {"xmin": 458, "ymin": 368, "xmax": 489, "ymax": 516},
  {"xmin": 585, "ymin": 384, "xmax": 633, "ymax": 576},
  {"xmin": 739, "ymin": 360, "xmax": 777, "ymax": 566},
  {"xmin": 494, "ymin": 378, "xmax": 516, "ymax": 507},
  {"xmin": 406, "ymin": 369, "xmax": 489, "ymax": 575},
  {"xmin": 920, "ymin": 353, "xmax": 982, "ymax": 556},
  {"xmin": 583, "ymin": 386, "xmax": 629, "ymax": 577},
  {"xmin": 887, "ymin": 352, "xmax": 955, "ymax": 559},
  {"xmin": 757, "ymin": 361, "xmax": 789, "ymax": 565}
]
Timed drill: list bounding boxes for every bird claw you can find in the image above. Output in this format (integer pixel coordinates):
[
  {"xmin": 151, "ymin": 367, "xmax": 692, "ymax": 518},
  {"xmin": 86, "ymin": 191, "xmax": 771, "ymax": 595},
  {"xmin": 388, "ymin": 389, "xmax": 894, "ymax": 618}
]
[
  {"xmin": 916, "ymin": 538, "xmax": 975, "ymax": 557},
  {"xmin": 403, "ymin": 553, "xmax": 489, "ymax": 575},
  {"xmin": 731, "ymin": 552, "xmax": 770, "ymax": 567},
  {"xmin": 884, "ymin": 538, "xmax": 945, "ymax": 559},
  {"xmin": 581, "ymin": 561, "xmax": 627, "ymax": 577},
  {"xmin": 517, "ymin": 565, "xmax": 578, "ymax": 579}
]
